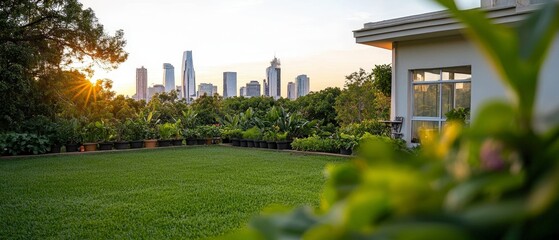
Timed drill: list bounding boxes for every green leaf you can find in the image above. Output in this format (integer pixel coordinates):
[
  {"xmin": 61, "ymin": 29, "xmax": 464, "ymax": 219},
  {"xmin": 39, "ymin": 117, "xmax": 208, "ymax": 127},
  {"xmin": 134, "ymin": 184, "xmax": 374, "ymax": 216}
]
[{"xmin": 446, "ymin": 173, "xmax": 524, "ymax": 211}]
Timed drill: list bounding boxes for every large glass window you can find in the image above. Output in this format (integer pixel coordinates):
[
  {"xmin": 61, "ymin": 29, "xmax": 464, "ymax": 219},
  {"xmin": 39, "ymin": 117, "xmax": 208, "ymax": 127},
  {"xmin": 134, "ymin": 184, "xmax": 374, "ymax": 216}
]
[{"xmin": 411, "ymin": 66, "xmax": 471, "ymax": 143}]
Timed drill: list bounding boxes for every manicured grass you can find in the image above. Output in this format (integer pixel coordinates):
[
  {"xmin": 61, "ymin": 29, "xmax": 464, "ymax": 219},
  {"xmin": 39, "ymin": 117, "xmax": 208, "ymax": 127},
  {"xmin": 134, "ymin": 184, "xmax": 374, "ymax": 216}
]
[{"xmin": 0, "ymin": 146, "xmax": 344, "ymax": 239}]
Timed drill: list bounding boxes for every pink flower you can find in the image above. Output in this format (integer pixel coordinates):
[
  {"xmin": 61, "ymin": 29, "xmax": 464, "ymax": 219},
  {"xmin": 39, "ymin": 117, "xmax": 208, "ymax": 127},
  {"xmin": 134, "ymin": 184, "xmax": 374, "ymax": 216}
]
[{"xmin": 480, "ymin": 139, "xmax": 505, "ymax": 171}]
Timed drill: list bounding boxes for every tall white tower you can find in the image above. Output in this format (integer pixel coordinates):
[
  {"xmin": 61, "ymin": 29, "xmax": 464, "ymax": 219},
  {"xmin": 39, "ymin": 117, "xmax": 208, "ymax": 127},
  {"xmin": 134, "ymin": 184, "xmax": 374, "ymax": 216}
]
[
  {"xmin": 181, "ymin": 51, "xmax": 196, "ymax": 102},
  {"xmin": 163, "ymin": 63, "xmax": 175, "ymax": 93},
  {"xmin": 266, "ymin": 57, "xmax": 281, "ymax": 99}
]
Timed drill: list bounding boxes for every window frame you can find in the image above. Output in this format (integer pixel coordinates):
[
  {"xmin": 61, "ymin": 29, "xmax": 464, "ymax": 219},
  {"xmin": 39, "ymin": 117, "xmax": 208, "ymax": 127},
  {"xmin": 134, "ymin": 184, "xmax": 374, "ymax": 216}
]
[{"xmin": 410, "ymin": 66, "xmax": 472, "ymax": 142}]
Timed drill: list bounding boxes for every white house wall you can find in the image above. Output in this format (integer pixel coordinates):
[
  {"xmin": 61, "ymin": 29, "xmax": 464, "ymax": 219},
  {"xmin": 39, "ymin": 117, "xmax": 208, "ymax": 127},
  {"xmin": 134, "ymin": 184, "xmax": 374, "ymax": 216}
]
[{"xmin": 393, "ymin": 34, "xmax": 559, "ymax": 143}]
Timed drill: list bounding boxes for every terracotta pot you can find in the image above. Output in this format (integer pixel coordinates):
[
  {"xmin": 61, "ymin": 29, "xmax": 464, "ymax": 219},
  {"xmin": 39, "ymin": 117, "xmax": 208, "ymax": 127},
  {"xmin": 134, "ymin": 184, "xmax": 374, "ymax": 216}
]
[
  {"xmin": 144, "ymin": 139, "xmax": 157, "ymax": 148},
  {"xmin": 83, "ymin": 143, "xmax": 97, "ymax": 152}
]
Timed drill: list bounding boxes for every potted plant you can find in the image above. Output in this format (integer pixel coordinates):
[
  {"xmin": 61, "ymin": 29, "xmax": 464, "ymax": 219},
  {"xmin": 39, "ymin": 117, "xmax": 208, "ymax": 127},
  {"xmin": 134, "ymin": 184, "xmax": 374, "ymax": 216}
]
[
  {"xmin": 210, "ymin": 125, "xmax": 222, "ymax": 144},
  {"xmin": 82, "ymin": 122, "xmax": 101, "ymax": 152},
  {"xmin": 263, "ymin": 131, "xmax": 278, "ymax": 149},
  {"xmin": 276, "ymin": 132, "xmax": 290, "ymax": 150},
  {"xmin": 58, "ymin": 118, "xmax": 82, "ymax": 152},
  {"xmin": 183, "ymin": 128, "xmax": 198, "ymax": 145},
  {"xmin": 157, "ymin": 123, "xmax": 174, "ymax": 147},
  {"xmin": 337, "ymin": 133, "xmax": 358, "ymax": 155},
  {"xmin": 171, "ymin": 121, "xmax": 183, "ymax": 146},
  {"xmin": 195, "ymin": 126, "xmax": 208, "ymax": 145},
  {"xmin": 242, "ymin": 127, "xmax": 260, "ymax": 148},
  {"xmin": 141, "ymin": 109, "xmax": 160, "ymax": 149},
  {"xmin": 48, "ymin": 121, "xmax": 65, "ymax": 153},
  {"xmin": 97, "ymin": 121, "xmax": 114, "ymax": 151},
  {"xmin": 113, "ymin": 121, "xmax": 131, "ymax": 150},
  {"xmin": 227, "ymin": 129, "xmax": 243, "ymax": 147},
  {"xmin": 144, "ymin": 125, "xmax": 158, "ymax": 148},
  {"xmin": 126, "ymin": 119, "xmax": 145, "ymax": 149}
]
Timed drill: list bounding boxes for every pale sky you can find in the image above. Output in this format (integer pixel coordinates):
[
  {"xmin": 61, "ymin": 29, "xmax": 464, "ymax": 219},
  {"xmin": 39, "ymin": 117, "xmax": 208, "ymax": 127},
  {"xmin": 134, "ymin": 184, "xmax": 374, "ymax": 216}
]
[{"xmin": 80, "ymin": 0, "xmax": 479, "ymax": 97}]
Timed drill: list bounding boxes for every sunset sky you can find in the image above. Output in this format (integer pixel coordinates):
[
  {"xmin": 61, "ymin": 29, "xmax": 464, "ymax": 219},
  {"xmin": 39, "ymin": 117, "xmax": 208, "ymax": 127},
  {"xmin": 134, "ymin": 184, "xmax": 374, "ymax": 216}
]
[{"xmin": 80, "ymin": 0, "xmax": 479, "ymax": 97}]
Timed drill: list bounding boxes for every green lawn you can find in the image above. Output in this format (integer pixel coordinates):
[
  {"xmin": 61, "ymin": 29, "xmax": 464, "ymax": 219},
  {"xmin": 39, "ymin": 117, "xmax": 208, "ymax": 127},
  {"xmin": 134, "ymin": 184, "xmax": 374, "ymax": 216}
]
[{"xmin": 0, "ymin": 146, "xmax": 343, "ymax": 239}]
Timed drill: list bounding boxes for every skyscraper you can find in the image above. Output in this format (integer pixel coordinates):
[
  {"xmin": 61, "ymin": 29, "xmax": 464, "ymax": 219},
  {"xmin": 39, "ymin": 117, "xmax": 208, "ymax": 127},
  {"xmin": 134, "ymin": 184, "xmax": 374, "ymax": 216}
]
[
  {"xmin": 197, "ymin": 83, "xmax": 215, "ymax": 97},
  {"xmin": 287, "ymin": 82, "xmax": 296, "ymax": 100},
  {"xmin": 263, "ymin": 79, "xmax": 269, "ymax": 97},
  {"xmin": 148, "ymin": 84, "xmax": 165, "ymax": 101},
  {"xmin": 240, "ymin": 86, "xmax": 246, "ymax": 97},
  {"xmin": 136, "ymin": 66, "xmax": 148, "ymax": 101},
  {"xmin": 223, "ymin": 72, "xmax": 237, "ymax": 98},
  {"xmin": 181, "ymin": 51, "xmax": 196, "ymax": 102},
  {"xmin": 266, "ymin": 57, "xmax": 281, "ymax": 99},
  {"xmin": 246, "ymin": 81, "xmax": 261, "ymax": 97},
  {"xmin": 163, "ymin": 63, "xmax": 175, "ymax": 93},
  {"xmin": 296, "ymin": 74, "xmax": 310, "ymax": 97}
]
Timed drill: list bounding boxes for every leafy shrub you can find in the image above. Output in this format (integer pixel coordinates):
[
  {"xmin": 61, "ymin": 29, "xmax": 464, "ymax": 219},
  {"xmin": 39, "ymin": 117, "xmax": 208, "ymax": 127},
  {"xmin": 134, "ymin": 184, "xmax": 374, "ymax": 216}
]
[
  {"xmin": 221, "ymin": 128, "xmax": 243, "ymax": 139},
  {"xmin": 0, "ymin": 133, "xmax": 50, "ymax": 155},
  {"xmin": 182, "ymin": 128, "xmax": 199, "ymax": 139},
  {"xmin": 197, "ymin": 125, "xmax": 221, "ymax": 138},
  {"xmin": 358, "ymin": 132, "xmax": 409, "ymax": 153},
  {"xmin": 291, "ymin": 136, "xmax": 338, "ymax": 153},
  {"xmin": 57, "ymin": 118, "xmax": 82, "ymax": 144},
  {"xmin": 82, "ymin": 122, "xmax": 102, "ymax": 143},
  {"xmin": 339, "ymin": 119, "xmax": 388, "ymax": 137},
  {"xmin": 335, "ymin": 133, "xmax": 359, "ymax": 151},
  {"xmin": 262, "ymin": 131, "xmax": 278, "ymax": 141},
  {"xmin": 242, "ymin": 127, "xmax": 261, "ymax": 140},
  {"xmin": 158, "ymin": 123, "xmax": 175, "ymax": 140},
  {"xmin": 124, "ymin": 119, "xmax": 146, "ymax": 141}
]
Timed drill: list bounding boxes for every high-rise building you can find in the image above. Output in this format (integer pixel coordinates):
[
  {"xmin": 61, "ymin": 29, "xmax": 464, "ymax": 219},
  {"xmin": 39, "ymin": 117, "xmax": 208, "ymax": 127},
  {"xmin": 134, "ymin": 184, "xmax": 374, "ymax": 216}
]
[
  {"xmin": 181, "ymin": 51, "xmax": 196, "ymax": 102},
  {"xmin": 197, "ymin": 83, "xmax": 215, "ymax": 97},
  {"xmin": 263, "ymin": 79, "xmax": 269, "ymax": 97},
  {"xmin": 136, "ymin": 66, "xmax": 148, "ymax": 101},
  {"xmin": 287, "ymin": 82, "xmax": 297, "ymax": 100},
  {"xmin": 163, "ymin": 63, "xmax": 175, "ymax": 93},
  {"xmin": 240, "ymin": 86, "xmax": 246, "ymax": 97},
  {"xmin": 148, "ymin": 84, "xmax": 165, "ymax": 101},
  {"xmin": 246, "ymin": 81, "xmax": 261, "ymax": 97},
  {"xmin": 266, "ymin": 57, "xmax": 281, "ymax": 99},
  {"xmin": 223, "ymin": 72, "xmax": 237, "ymax": 98},
  {"xmin": 213, "ymin": 86, "xmax": 218, "ymax": 96},
  {"xmin": 296, "ymin": 74, "xmax": 310, "ymax": 97}
]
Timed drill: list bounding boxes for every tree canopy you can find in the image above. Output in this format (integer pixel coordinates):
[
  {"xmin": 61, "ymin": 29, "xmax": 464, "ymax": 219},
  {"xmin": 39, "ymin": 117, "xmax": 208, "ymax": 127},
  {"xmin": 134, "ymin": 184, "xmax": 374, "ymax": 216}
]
[
  {"xmin": 0, "ymin": 0, "xmax": 128, "ymax": 130},
  {"xmin": 335, "ymin": 66, "xmax": 391, "ymax": 125}
]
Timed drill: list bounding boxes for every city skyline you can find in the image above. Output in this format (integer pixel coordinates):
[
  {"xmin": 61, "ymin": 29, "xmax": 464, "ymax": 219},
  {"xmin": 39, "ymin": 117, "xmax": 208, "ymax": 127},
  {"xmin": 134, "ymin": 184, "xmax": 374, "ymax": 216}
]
[{"xmin": 81, "ymin": 0, "xmax": 480, "ymax": 97}]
